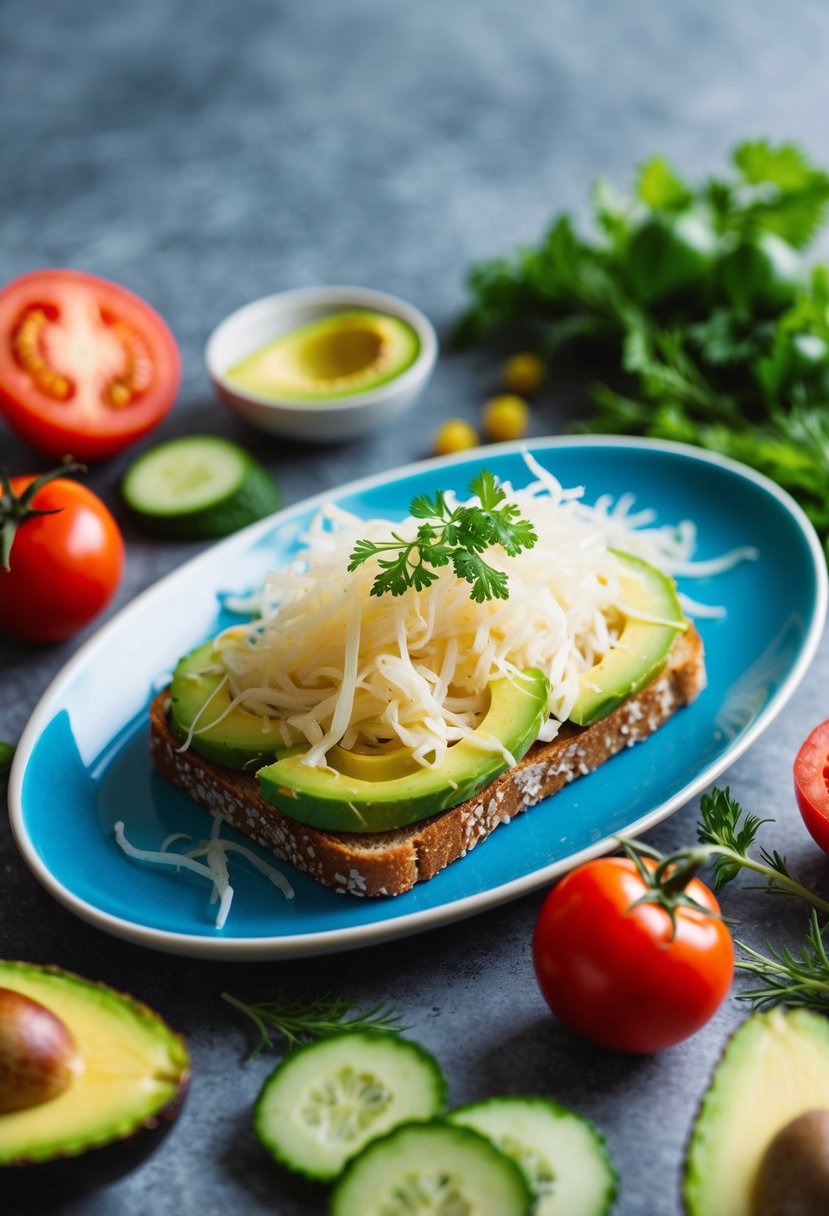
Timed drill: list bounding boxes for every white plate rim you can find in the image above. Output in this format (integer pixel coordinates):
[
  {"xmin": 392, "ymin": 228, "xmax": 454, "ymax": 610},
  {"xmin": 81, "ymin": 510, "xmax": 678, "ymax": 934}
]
[{"xmin": 8, "ymin": 435, "xmax": 828, "ymax": 959}]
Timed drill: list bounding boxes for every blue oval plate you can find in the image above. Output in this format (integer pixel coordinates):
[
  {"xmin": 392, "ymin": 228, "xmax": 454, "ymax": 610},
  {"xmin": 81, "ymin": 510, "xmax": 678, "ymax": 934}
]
[{"xmin": 9, "ymin": 438, "xmax": 827, "ymax": 958}]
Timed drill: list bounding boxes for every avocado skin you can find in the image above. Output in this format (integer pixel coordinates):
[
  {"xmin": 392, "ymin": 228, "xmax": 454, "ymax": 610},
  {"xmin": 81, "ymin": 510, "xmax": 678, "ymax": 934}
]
[
  {"xmin": 0, "ymin": 962, "xmax": 190, "ymax": 1205},
  {"xmin": 2, "ymin": 1085, "xmax": 187, "ymax": 1205},
  {"xmin": 257, "ymin": 668, "xmax": 550, "ymax": 833}
]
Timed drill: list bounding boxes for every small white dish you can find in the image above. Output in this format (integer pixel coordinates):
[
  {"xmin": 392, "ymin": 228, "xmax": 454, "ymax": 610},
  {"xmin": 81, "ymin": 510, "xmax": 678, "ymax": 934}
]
[{"xmin": 205, "ymin": 285, "xmax": 438, "ymax": 442}]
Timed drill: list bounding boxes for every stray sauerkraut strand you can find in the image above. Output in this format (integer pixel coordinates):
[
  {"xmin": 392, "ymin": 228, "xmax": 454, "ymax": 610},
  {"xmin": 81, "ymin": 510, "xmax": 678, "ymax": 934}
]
[{"xmin": 114, "ymin": 817, "xmax": 294, "ymax": 929}]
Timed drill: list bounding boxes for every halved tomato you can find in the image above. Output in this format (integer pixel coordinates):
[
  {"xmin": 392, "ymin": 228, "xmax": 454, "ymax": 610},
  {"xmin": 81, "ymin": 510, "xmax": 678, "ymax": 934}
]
[
  {"xmin": 0, "ymin": 270, "xmax": 181, "ymax": 461},
  {"xmin": 794, "ymin": 720, "xmax": 829, "ymax": 854}
]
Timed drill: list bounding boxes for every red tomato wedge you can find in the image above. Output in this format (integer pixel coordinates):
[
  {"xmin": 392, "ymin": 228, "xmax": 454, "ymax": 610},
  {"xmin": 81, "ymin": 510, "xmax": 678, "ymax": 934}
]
[
  {"xmin": 0, "ymin": 270, "xmax": 181, "ymax": 461},
  {"xmin": 794, "ymin": 720, "xmax": 829, "ymax": 854}
]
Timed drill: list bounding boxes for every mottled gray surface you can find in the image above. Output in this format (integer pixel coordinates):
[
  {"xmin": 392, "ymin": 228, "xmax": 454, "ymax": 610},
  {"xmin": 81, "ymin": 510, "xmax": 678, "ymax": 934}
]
[{"xmin": 3, "ymin": 2, "xmax": 829, "ymax": 1213}]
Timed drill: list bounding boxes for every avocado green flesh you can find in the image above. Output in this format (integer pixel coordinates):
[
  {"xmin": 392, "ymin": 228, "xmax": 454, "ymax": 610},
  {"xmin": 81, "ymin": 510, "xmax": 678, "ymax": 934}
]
[
  {"xmin": 568, "ymin": 550, "xmax": 685, "ymax": 727},
  {"xmin": 257, "ymin": 668, "xmax": 550, "ymax": 833},
  {"xmin": 684, "ymin": 1008, "xmax": 829, "ymax": 1216},
  {"xmin": 0, "ymin": 962, "xmax": 189, "ymax": 1166},
  {"xmin": 170, "ymin": 640, "xmax": 293, "ymax": 770},
  {"xmin": 227, "ymin": 310, "xmax": 420, "ymax": 402}
]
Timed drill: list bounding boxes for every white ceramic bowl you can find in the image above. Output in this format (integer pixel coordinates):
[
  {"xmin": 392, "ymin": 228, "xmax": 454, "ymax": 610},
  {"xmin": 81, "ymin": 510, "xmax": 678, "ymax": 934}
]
[{"xmin": 205, "ymin": 286, "xmax": 438, "ymax": 442}]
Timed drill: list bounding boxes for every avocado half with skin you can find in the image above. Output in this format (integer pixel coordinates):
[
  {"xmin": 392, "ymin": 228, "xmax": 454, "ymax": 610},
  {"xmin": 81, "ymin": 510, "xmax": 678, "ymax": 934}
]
[
  {"xmin": 684, "ymin": 1008, "xmax": 829, "ymax": 1216},
  {"xmin": 0, "ymin": 962, "xmax": 190, "ymax": 1203},
  {"xmin": 226, "ymin": 309, "xmax": 420, "ymax": 402}
]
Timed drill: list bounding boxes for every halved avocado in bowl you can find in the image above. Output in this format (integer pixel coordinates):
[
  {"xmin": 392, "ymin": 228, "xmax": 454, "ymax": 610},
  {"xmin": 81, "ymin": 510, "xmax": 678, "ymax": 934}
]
[
  {"xmin": 0, "ymin": 961, "xmax": 190, "ymax": 1203},
  {"xmin": 205, "ymin": 285, "xmax": 438, "ymax": 442}
]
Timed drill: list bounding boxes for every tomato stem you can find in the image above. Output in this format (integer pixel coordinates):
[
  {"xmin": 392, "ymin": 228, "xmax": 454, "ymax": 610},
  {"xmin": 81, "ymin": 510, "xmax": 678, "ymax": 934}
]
[
  {"xmin": 618, "ymin": 839, "xmax": 722, "ymax": 938},
  {"xmin": 619, "ymin": 833, "xmax": 829, "ymax": 926},
  {"xmin": 0, "ymin": 462, "xmax": 85, "ymax": 571}
]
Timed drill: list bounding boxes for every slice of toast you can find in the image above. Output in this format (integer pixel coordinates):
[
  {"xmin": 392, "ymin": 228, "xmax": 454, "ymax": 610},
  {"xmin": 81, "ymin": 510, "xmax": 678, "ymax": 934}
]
[{"xmin": 149, "ymin": 624, "xmax": 705, "ymax": 898}]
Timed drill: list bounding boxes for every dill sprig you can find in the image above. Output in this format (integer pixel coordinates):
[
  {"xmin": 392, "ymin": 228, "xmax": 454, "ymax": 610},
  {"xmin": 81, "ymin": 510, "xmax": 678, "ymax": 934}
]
[
  {"xmin": 696, "ymin": 787, "xmax": 829, "ymax": 912},
  {"xmin": 736, "ymin": 909, "xmax": 829, "ymax": 1013},
  {"xmin": 348, "ymin": 469, "xmax": 537, "ymax": 603},
  {"xmin": 222, "ymin": 991, "xmax": 408, "ymax": 1059},
  {"xmin": 622, "ymin": 788, "xmax": 829, "ymax": 917}
]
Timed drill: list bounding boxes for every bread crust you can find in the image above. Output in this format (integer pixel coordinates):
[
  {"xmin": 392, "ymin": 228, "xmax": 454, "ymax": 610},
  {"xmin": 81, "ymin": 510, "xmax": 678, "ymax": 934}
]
[{"xmin": 149, "ymin": 625, "xmax": 705, "ymax": 898}]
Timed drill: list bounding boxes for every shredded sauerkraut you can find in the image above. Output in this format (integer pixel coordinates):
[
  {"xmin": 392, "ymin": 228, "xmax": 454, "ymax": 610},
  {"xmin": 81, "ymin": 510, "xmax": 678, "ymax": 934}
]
[{"xmin": 190, "ymin": 452, "xmax": 754, "ymax": 770}]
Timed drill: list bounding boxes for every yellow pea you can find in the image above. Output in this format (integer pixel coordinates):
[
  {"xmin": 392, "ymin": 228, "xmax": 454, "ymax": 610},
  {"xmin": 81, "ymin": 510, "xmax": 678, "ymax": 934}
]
[
  {"xmin": 433, "ymin": 419, "xmax": 480, "ymax": 456},
  {"xmin": 503, "ymin": 351, "xmax": 546, "ymax": 395},
  {"xmin": 482, "ymin": 394, "xmax": 529, "ymax": 442}
]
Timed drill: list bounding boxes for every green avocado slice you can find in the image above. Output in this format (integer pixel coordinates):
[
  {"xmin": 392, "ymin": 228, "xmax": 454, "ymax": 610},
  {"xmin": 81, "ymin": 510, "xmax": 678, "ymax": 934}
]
[
  {"xmin": 568, "ymin": 550, "xmax": 685, "ymax": 727},
  {"xmin": 256, "ymin": 668, "xmax": 550, "ymax": 833},
  {"xmin": 169, "ymin": 638, "xmax": 294, "ymax": 770},
  {"xmin": 226, "ymin": 310, "xmax": 420, "ymax": 402}
]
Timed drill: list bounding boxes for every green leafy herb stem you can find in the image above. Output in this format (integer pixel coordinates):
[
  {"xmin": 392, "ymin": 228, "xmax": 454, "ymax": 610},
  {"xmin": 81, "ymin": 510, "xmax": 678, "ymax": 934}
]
[
  {"xmin": 624, "ymin": 787, "xmax": 829, "ymax": 916},
  {"xmin": 222, "ymin": 991, "xmax": 407, "ymax": 1059},
  {"xmin": 348, "ymin": 470, "xmax": 537, "ymax": 603}
]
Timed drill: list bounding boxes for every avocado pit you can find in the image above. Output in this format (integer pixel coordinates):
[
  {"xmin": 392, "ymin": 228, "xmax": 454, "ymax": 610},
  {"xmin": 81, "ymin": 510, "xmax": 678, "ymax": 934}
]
[
  {"xmin": 0, "ymin": 988, "xmax": 81, "ymax": 1114},
  {"xmin": 753, "ymin": 1109, "xmax": 829, "ymax": 1216},
  {"xmin": 226, "ymin": 309, "xmax": 421, "ymax": 403}
]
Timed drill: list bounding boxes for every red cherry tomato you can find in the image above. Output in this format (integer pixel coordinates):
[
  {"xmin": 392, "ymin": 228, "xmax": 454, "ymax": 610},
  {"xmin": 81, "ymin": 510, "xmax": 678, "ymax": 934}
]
[
  {"xmin": 0, "ymin": 269, "xmax": 180, "ymax": 461},
  {"xmin": 0, "ymin": 471, "xmax": 124, "ymax": 642},
  {"xmin": 794, "ymin": 720, "xmax": 829, "ymax": 853},
  {"xmin": 532, "ymin": 857, "xmax": 733, "ymax": 1053}
]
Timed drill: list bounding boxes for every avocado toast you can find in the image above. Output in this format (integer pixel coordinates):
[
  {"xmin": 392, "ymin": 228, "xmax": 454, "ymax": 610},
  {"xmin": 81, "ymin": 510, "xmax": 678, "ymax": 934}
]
[
  {"xmin": 149, "ymin": 622, "xmax": 703, "ymax": 896},
  {"xmin": 147, "ymin": 465, "xmax": 707, "ymax": 898}
]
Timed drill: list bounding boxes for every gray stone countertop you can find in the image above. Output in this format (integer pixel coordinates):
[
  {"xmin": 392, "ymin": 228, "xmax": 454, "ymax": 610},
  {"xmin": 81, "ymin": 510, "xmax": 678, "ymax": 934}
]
[{"xmin": 3, "ymin": 2, "xmax": 829, "ymax": 1212}]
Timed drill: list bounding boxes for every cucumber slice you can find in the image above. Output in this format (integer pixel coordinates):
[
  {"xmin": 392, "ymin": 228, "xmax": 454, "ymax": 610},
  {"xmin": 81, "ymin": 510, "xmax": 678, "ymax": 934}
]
[
  {"xmin": 449, "ymin": 1096, "xmax": 617, "ymax": 1216},
  {"xmin": 330, "ymin": 1121, "xmax": 533, "ymax": 1216},
  {"xmin": 122, "ymin": 435, "xmax": 280, "ymax": 538},
  {"xmin": 252, "ymin": 1032, "xmax": 447, "ymax": 1182}
]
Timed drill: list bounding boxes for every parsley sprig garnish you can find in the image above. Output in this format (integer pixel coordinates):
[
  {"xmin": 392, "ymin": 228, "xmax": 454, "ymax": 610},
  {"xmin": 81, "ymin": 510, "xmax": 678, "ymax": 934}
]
[
  {"xmin": 222, "ymin": 991, "xmax": 407, "ymax": 1059},
  {"xmin": 348, "ymin": 470, "xmax": 537, "ymax": 603}
]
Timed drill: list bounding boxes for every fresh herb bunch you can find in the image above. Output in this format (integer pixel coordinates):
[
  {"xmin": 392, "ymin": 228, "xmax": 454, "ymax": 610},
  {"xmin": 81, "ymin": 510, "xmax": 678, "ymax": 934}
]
[
  {"xmin": 458, "ymin": 141, "xmax": 829, "ymax": 551},
  {"xmin": 222, "ymin": 991, "xmax": 407, "ymax": 1059},
  {"xmin": 349, "ymin": 470, "xmax": 537, "ymax": 603}
]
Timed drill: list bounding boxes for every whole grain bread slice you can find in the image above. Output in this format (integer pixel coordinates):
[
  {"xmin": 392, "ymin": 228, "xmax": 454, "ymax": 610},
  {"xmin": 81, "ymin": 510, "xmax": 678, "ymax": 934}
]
[{"xmin": 149, "ymin": 624, "xmax": 705, "ymax": 898}]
